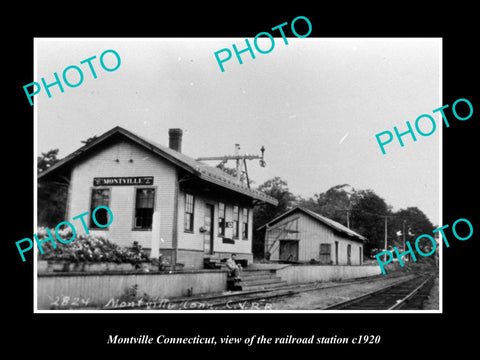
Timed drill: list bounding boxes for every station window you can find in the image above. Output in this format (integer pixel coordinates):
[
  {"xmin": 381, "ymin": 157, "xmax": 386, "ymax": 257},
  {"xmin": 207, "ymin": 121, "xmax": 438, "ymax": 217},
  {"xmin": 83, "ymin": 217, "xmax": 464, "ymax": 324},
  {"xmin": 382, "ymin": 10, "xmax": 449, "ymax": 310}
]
[
  {"xmin": 233, "ymin": 205, "xmax": 239, "ymax": 239},
  {"xmin": 242, "ymin": 208, "xmax": 249, "ymax": 240},
  {"xmin": 90, "ymin": 188, "xmax": 110, "ymax": 229},
  {"xmin": 218, "ymin": 202, "xmax": 226, "ymax": 236},
  {"xmin": 134, "ymin": 188, "xmax": 155, "ymax": 229},
  {"xmin": 184, "ymin": 193, "xmax": 195, "ymax": 232}
]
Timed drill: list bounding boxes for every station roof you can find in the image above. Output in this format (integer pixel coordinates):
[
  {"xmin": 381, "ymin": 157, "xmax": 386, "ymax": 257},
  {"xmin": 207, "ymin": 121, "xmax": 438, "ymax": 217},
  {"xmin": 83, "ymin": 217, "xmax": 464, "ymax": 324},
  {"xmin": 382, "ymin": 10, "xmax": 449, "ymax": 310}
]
[
  {"xmin": 258, "ymin": 206, "xmax": 367, "ymax": 242},
  {"xmin": 38, "ymin": 126, "xmax": 278, "ymax": 206}
]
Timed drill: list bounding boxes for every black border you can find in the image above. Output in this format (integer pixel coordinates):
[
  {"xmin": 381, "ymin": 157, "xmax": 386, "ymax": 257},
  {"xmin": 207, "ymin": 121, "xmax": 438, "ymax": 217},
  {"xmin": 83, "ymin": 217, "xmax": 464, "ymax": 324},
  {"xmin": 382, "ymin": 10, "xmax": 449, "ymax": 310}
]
[{"xmin": 7, "ymin": 4, "xmax": 478, "ymax": 356}]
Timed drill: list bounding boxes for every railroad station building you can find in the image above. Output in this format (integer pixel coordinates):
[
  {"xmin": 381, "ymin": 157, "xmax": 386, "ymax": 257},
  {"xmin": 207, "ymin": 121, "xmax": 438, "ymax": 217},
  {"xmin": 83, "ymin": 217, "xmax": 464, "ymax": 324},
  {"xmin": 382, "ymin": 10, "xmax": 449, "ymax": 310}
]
[
  {"xmin": 38, "ymin": 126, "xmax": 278, "ymax": 269},
  {"xmin": 258, "ymin": 207, "xmax": 367, "ymax": 265}
]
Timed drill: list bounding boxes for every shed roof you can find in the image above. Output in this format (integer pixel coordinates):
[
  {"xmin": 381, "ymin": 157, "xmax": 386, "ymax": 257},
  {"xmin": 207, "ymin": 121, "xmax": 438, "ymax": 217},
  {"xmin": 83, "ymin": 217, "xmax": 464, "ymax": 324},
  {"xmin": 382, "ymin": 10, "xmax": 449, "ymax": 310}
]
[
  {"xmin": 258, "ymin": 206, "xmax": 367, "ymax": 242},
  {"xmin": 38, "ymin": 126, "xmax": 278, "ymax": 206}
]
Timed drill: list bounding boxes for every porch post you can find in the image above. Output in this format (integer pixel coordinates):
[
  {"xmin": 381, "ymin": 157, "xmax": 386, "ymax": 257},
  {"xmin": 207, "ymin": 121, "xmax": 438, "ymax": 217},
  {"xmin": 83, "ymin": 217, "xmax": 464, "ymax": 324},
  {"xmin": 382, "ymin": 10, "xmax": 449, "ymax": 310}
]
[{"xmin": 151, "ymin": 211, "xmax": 161, "ymax": 259}]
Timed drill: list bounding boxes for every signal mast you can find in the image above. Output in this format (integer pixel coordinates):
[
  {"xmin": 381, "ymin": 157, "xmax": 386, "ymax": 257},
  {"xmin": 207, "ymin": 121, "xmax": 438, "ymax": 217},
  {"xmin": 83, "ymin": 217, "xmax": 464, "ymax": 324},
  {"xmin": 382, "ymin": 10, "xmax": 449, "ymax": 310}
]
[{"xmin": 196, "ymin": 144, "xmax": 266, "ymax": 189}]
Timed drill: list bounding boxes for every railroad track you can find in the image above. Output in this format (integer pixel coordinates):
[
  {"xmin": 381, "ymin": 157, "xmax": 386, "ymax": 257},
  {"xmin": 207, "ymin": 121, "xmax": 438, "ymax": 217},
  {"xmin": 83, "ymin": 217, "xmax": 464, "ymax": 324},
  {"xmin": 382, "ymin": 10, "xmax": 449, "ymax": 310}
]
[
  {"xmin": 111, "ymin": 273, "xmax": 419, "ymax": 310},
  {"xmin": 95, "ymin": 272, "xmax": 434, "ymax": 311},
  {"xmin": 321, "ymin": 273, "xmax": 435, "ymax": 310}
]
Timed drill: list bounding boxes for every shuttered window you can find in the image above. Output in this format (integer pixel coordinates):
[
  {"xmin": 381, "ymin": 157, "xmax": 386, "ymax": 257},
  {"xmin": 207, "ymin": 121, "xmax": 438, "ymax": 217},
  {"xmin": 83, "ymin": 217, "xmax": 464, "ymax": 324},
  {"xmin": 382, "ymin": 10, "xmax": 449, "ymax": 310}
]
[{"xmin": 319, "ymin": 243, "xmax": 332, "ymax": 264}]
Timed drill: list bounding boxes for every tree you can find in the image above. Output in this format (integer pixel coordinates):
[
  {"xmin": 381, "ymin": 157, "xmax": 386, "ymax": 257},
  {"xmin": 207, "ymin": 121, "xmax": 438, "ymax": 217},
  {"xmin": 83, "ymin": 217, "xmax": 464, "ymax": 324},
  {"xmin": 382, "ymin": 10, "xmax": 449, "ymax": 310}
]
[
  {"xmin": 37, "ymin": 149, "xmax": 60, "ymax": 174},
  {"xmin": 299, "ymin": 184, "xmax": 357, "ymax": 227},
  {"xmin": 37, "ymin": 149, "xmax": 68, "ymax": 227},
  {"xmin": 390, "ymin": 207, "xmax": 437, "ymax": 266},
  {"xmin": 392, "ymin": 207, "xmax": 435, "ymax": 238},
  {"xmin": 38, "ymin": 136, "xmax": 95, "ymax": 227},
  {"xmin": 252, "ymin": 177, "xmax": 297, "ymax": 259},
  {"xmin": 350, "ymin": 189, "xmax": 393, "ymax": 257}
]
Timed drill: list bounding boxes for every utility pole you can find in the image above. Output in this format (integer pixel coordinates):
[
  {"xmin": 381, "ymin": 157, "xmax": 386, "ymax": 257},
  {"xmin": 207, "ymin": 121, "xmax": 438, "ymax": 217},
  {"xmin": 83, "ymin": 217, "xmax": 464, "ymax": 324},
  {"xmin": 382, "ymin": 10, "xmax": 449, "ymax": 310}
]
[
  {"xmin": 379, "ymin": 215, "xmax": 394, "ymax": 262},
  {"xmin": 402, "ymin": 220, "xmax": 406, "ymax": 262},
  {"xmin": 336, "ymin": 208, "xmax": 351, "ymax": 228}
]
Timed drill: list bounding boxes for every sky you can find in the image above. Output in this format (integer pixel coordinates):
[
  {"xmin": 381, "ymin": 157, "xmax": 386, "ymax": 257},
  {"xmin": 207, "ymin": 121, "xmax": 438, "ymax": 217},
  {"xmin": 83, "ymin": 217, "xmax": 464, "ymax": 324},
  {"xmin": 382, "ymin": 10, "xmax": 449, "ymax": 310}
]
[{"xmin": 35, "ymin": 37, "xmax": 441, "ymax": 226}]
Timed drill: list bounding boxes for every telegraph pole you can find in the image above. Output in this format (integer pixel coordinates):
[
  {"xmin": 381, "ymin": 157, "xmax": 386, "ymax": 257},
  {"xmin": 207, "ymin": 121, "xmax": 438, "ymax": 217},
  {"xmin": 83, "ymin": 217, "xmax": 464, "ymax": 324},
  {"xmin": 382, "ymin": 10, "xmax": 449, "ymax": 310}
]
[
  {"xmin": 380, "ymin": 215, "xmax": 394, "ymax": 262},
  {"xmin": 336, "ymin": 209, "xmax": 351, "ymax": 228}
]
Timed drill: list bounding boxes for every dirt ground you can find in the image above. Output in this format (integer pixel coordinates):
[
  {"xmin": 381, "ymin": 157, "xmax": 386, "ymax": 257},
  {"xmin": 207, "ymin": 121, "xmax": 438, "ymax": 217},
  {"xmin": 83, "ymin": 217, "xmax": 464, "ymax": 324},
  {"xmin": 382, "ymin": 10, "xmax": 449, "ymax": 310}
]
[{"xmin": 263, "ymin": 272, "xmax": 438, "ymax": 310}]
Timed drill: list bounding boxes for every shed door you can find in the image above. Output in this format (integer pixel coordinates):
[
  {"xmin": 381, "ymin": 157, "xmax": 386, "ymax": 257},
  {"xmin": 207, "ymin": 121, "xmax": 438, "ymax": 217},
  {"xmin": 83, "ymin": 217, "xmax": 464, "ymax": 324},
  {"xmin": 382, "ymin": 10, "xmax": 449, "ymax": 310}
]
[
  {"xmin": 335, "ymin": 241, "xmax": 339, "ymax": 265},
  {"xmin": 347, "ymin": 244, "xmax": 352, "ymax": 265},
  {"xmin": 279, "ymin": 240, "xmax": 298, "ymax": 262}
]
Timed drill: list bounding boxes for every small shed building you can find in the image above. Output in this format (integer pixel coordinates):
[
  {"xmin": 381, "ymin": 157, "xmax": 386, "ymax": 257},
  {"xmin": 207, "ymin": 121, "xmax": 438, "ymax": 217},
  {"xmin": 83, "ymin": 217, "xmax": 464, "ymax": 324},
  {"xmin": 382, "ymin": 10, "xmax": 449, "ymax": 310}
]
[{"xmin": 258, "ymin": 207, "xmax": 367, "ymax": 265}]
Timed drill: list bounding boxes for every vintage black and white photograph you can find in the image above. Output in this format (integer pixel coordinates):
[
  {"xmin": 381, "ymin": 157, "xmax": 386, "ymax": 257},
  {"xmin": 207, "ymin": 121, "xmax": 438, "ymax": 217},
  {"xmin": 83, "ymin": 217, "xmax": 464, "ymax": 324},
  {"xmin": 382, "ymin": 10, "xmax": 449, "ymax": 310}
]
[{"xmin": 34, "ymin": 37, "xmax": 441, "ymax": 312}]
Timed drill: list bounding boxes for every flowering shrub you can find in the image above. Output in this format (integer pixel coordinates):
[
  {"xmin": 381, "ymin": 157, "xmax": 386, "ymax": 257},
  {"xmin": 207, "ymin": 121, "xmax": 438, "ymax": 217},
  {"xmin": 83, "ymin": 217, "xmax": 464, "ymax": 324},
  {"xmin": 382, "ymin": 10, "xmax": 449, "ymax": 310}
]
[{"xmin": 37, "ymin": 226, "xmax": 150, "ymax": 264}]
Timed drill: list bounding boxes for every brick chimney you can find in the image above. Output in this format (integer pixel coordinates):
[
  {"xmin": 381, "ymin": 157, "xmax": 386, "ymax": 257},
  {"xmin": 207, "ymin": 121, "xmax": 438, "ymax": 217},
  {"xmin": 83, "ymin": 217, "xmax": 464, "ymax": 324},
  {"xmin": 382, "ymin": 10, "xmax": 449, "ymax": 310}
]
[{"xmin": 168, "ymin": 128, "xmax": 183, "ymax": 152}]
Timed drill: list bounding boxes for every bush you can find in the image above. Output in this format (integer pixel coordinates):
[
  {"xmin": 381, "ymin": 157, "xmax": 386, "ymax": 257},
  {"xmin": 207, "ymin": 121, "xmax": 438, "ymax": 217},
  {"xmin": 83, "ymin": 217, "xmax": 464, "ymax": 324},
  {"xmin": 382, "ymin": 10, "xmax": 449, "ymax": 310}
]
[{"xmin": 37, "ymin": 226, "xmax": 150, "ymax": 265}]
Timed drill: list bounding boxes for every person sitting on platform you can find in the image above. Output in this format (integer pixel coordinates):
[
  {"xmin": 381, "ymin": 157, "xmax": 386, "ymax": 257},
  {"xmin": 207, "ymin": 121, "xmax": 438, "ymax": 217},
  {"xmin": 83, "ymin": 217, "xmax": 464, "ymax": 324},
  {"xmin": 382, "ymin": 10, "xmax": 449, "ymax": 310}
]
[{"xmin": 226, "ymin": 253, "xmax": 242, "ymax": 280}]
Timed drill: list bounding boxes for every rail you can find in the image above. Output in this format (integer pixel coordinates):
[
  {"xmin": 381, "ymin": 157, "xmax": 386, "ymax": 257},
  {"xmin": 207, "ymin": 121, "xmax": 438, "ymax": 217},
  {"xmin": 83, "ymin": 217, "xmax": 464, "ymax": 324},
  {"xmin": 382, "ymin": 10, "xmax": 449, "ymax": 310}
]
[
  {"xmin": 322, "ymin": 273, "xmax": 435, "ymax": 310},
  {"xmin": 112, "ymin": 273, "xmax": 414, "ymax": 310},
  {"xmin": 388, "ymin": 274, "xmax": 434, "ymax": 310}
]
